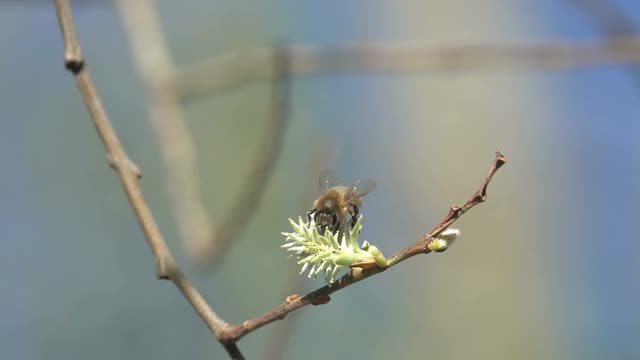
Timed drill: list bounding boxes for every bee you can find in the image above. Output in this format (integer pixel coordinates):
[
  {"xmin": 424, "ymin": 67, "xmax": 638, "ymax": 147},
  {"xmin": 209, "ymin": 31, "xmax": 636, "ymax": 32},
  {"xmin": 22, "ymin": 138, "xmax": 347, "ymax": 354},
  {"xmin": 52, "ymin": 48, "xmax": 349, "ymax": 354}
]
[{"xmin": 307, "ymin": 170, "xmax": 376, "ymax": 234}]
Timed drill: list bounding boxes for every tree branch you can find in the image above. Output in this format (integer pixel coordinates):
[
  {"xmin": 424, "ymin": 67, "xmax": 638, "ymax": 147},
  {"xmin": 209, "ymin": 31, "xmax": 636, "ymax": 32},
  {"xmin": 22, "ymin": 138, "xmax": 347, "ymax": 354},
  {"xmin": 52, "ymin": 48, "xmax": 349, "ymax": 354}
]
[
  {"xmin": 218, "ymin": 151, "xmax": 506, "ymax": 343},
  {"xmin": 386, "ymin": 151, "xmax": 506, "ymax": 267},
  {"xmin": 53, "ymin": 1, "xmax": 242, "ymax": 358},
  {"xmin": 173, "ymin": 37, "xmax": 640, "ymax": 99}
]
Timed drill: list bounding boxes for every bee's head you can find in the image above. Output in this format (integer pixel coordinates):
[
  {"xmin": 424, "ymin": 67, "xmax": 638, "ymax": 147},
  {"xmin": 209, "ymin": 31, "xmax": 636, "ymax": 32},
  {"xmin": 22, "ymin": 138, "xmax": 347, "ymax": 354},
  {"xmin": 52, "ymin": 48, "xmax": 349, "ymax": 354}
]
[{"xmin": 314, "ymin": 209, "xmax": 338, "ymax": 234}]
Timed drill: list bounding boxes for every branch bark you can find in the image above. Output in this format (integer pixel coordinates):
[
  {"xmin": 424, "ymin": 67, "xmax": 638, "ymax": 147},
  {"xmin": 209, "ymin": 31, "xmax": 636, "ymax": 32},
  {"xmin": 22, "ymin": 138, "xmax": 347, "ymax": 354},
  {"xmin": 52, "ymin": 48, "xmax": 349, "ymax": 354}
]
[
  {"xmin": 218, "ymin": 152, "xmax": 506, "ymax": 343},
  {"xmin": 53, "ymin": 1, "xmax": 242, "ymax": 359},
  {"xmin": 173, "ymin": 37, "xmax": 640, "ymax": 99}
]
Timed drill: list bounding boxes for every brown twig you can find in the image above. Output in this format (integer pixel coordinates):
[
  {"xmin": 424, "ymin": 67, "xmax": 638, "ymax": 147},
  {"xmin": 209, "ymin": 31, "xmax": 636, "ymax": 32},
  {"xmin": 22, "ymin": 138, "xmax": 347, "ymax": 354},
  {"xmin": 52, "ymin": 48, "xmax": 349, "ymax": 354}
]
[
  {"xmin": 386, "ymin": 151, "xmax": 506, "ymax": 267},
  {"xmin": 218, "ymin": 151, "xmax": 506, "ymax": 343},
  {"xmin": 173, "ymin": 38, "xmax": 640, "ymax": 99},
  {"xmin": 198, "ymin": 46, "xmax": 292, "ymax": 268},
  {"xmin": 53, "ymin": 1, "xmax": 242, "ymax": 359}
]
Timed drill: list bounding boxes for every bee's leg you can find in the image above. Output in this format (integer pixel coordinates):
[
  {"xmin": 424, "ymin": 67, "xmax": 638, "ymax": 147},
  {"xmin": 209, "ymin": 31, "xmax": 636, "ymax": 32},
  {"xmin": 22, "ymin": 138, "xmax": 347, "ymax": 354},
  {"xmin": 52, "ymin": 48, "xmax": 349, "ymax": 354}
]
[
  {"xmin": 331, "ymin": 213, "xmax": 339, "ymax": 234},
  {"xmin": 348, "ymin": 205, "xmax": 360, "ymax": 229},
  {"xmin": 307, "ymin": 209, "xmax": 317, "ymax": 224}
]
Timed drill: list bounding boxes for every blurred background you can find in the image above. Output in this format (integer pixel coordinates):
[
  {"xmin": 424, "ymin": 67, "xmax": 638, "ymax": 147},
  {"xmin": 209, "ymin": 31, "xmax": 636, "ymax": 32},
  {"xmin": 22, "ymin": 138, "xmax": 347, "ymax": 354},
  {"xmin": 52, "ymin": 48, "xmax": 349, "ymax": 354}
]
[{"xmin": 1, "ymin": 0, "xmax": 638, "ymax": 359}]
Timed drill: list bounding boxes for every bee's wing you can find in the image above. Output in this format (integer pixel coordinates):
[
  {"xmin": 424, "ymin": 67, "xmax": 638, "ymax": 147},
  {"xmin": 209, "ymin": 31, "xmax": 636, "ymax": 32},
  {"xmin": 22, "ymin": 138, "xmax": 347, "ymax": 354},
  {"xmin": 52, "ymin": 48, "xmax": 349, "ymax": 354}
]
[
  {"xmin": 318, "ymin": 169, "xmax": 338, "ymax": 194},
  {"xmin": 346, "ymin": 178, "xmax": 376, "ymax": 202}
]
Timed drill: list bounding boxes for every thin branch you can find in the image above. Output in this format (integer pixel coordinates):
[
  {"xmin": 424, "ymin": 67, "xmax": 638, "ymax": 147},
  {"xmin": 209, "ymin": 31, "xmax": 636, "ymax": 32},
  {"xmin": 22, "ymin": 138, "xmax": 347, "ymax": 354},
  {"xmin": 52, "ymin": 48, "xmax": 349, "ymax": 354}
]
[
  {"xmin": 218, "ymin": 152, "xmax": 507, "ymax": 344},
  {"xmin": 386, "ymin": 151, "xmax": 506, "ymax": 267},
  {"xmin": 53, "ymin": 1, "xmax": 241, "ymax": 359},
  {"xmin": 173, "ymin": 37, "xmax": 640, "ymax": 99},
  {"xmin": 198, "ymin": 46, "xmax": 292, "ymax": 268}
]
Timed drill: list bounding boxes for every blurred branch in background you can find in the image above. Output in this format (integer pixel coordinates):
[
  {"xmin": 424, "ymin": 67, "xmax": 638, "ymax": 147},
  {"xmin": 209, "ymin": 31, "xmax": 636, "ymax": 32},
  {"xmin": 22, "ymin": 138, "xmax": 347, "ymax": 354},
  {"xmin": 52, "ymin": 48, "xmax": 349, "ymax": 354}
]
[
  {"xmin": 569, "ymin": 0, "xmax": 640, "ymax": 88},
  {"xmin": 174, "ymin": 36, "xmax": 640, "ymax": 99},
  {"xmin": 198, "ymin": 44, "xmax": 291, "ymax": 268},
  {"xmin": 114, "ymin": 0, "xmax": 213, "ymax": 261},
  {"xmin": 114, "ymin": 0, "xmax": 290, "ymax": 268},
  {"xmin": 54, "ymin": 1, "xmax": 244, "ymax": 358},
  {"xmin": 112, "ymin": 0, "xmax": 640, "ymax": 271}
]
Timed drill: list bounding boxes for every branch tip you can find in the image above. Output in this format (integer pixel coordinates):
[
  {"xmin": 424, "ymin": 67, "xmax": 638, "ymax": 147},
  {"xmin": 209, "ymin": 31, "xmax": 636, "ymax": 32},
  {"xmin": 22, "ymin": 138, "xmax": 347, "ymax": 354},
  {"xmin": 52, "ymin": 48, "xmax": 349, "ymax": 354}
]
[{"xmin": 495, "ymin": 150, "xmax": 506, "ymax": 167}]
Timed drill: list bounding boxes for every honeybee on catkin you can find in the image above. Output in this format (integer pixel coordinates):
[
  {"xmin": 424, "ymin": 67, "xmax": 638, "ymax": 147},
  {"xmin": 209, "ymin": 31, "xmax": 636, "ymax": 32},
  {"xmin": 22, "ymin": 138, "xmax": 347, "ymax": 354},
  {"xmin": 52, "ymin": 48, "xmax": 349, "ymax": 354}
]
[{"xmin": 307, "ymin": 170, "xmax": 375, "ymax": 234}]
